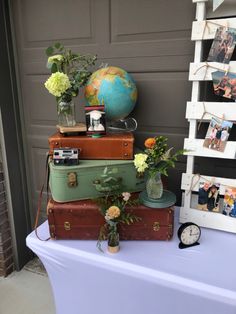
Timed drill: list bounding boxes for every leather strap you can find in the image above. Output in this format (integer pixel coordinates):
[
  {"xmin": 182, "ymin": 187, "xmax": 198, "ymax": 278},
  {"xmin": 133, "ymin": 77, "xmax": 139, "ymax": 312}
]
[{"xmin": 34, "ymin": 153, "xmax": 51, "ymax": 241}]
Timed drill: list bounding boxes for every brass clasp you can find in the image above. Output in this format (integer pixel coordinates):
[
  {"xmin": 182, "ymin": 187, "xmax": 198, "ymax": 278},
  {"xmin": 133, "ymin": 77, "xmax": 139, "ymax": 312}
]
[
  {"xmin": 168, "ymin": 224, "xmax": 173, "ymax": 230},
  {"xmin": 64, "ymin": 221, "xmax": 71, "ymax": 231},
  {"xmin": 49, "ymin": 224, "xmax": 56, "ymax": 238},
  {"xmin": 67, "ymin": 172, "xmax": 77, "ymax": 187},
  {"xmin": 153, "ymin": 222, "xmax": 160, "ymax": 232}
]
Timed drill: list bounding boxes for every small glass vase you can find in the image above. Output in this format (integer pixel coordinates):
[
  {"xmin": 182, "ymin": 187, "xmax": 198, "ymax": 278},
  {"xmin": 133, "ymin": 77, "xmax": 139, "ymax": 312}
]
[
  {"xmin": 57, "ymin": 101, "xmax": 76, "ymax": 127},
  {"xmin": 146, "ymin": 172, "xmax": 163, "ymax": 199},
  {"xmin": 107, "ymin": 231, "xmax": 120, "ymax": 253}
]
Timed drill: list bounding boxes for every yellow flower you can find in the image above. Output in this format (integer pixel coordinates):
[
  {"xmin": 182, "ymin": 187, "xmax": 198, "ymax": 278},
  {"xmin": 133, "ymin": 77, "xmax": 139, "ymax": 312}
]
[
  {"xmin": 45, "ymin": 72, "xmax": 71, "ymax": 97},
  {"xmin": 144, "ymin": 138, "xmax": 156, "ymax": 149},
  {"xmin": 105, "ymin": 206, "xmax": 121, "ymax": 220},
  {"xmin": 48, "ymin": 54, "xmax": 64, "ymax": 63},
  {"xmin": 134, "ymin": 153, "xmax": 148, "ymax": 173}
]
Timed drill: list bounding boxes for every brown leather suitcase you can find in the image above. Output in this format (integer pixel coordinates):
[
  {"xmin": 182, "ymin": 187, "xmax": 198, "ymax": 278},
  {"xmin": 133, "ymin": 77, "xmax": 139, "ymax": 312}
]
[
  {"xmin": 47, "ymin": 198, "xmax": 174, "ymax": 241},
  {"xmin": 48, "ymin": 132, "xmax": 134, "ymax": 160}
]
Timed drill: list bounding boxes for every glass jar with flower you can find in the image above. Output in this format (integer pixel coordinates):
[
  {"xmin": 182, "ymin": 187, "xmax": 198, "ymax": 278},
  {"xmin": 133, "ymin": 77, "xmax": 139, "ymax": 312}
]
[
  {"xmin": 134, "ymin": 136, "xmax": 184, "ymax": 199},
  {"xmin": 44, "ymin": 42, "xmax": 97, "ymax": 127},
  {"xmin": 96, "ymin": 192, "xmax": 140, "ymax": 253}
]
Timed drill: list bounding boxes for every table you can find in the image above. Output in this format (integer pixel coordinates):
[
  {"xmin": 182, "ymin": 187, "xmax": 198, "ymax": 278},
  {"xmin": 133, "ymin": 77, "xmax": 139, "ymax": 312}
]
[{"xmin": 26, "ymin": 208, "xmax": 236, "ymax": 314}]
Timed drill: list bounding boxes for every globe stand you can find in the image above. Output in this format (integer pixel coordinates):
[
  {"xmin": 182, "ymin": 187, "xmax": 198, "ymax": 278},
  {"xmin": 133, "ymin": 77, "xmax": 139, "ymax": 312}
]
[
  {"xmin": 108, "ymin": 118, "xmax": 137, "ymax": 132},
  {"xmin": 139, "ymin": 190, "xmax": 176, "ymax": 208}
]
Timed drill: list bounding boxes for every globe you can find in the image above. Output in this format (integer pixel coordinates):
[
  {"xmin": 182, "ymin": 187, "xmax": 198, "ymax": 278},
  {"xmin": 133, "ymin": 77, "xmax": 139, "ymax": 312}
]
[{"xmin": 84, "ymin": 66, "xmax": 137, "ymax": 121}]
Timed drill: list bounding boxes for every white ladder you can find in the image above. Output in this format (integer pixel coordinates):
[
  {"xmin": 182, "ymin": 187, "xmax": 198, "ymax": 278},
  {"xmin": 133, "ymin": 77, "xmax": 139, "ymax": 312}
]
[{"xmin": 180, "ymin": 0, "xmax": 236, "ymax": 233}]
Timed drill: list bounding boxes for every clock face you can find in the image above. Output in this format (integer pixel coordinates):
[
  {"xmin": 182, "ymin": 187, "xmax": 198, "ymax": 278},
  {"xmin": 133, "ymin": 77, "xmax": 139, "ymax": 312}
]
[{"xmin": 180, "ymin": 224, "xmax": 201, "ymax": 246}]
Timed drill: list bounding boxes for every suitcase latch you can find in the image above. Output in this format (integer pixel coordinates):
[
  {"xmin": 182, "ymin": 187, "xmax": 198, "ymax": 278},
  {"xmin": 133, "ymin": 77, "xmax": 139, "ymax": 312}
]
[
  {"xmin": 153, "ymin": 222, "xmax": 160, "ymax": 232},
  {"xmin": 49, "ymin": 225, "xmax": 56, "ymax": 238},
  {"xmin": 67, "ymin": 172, "xmax": 77, "ymax": 187},
  {"xmin": 64, "ymin": 221, "xmax": 71, "ymax": 231}
]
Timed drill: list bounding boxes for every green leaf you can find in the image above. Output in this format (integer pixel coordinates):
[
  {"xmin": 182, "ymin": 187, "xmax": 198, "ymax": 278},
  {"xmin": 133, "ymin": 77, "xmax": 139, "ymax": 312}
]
[
  {"xmin": 46, "ymin": 46, "xmax": 54, "ymax": 56},
  {"xmin": 54, "ymin": 42, "xmax": 61, "ymax": 49},
  {"xmin": 74, "ymin": 72, "xmax": 81, "ymax": 81},
  {"xmin": 51, "ymin": 63, "xmax": 58, "ymax": 73}
]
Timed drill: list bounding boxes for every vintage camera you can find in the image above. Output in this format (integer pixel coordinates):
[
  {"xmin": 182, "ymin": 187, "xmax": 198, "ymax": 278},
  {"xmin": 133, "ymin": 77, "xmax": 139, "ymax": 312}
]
[{"xmin": 53, "ymin": 148, "xmax": 79, "ymax": 166}]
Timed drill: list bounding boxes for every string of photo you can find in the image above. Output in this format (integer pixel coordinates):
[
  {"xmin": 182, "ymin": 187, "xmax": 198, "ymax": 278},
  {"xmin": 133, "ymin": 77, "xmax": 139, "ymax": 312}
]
[{"xmin": 187, "ymin": 24, "xmax": 236, "ymax": 156}]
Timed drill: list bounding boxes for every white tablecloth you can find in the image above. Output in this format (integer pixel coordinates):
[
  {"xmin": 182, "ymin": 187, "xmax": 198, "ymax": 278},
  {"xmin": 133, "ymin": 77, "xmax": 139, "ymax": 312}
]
[{"xmin": 26, "ymin": 208, "xmax": 236, "ymax": 314}]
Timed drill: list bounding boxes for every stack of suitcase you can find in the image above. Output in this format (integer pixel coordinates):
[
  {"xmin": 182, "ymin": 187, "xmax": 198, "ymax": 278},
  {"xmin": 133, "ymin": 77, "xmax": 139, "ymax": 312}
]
[{"xmin": 47, "ymin": 132, "xmax": 174, "ymax": 241}]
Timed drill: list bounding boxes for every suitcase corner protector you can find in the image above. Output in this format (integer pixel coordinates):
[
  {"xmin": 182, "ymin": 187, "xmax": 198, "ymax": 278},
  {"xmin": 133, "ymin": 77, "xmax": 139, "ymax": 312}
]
[{"xmin": 47, "ymin": 201, "xmax": 54, "ymax": 215}]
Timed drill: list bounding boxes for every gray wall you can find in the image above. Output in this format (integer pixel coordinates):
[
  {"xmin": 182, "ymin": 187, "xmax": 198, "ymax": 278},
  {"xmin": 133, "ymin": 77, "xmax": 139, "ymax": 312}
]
[
  {"xmin": 207, "ymin": 0, "xmax": 236, "ymax": 18},
  {"xmin": 10, "ymin": 0, "xmax": 195, "ymax": 220}
]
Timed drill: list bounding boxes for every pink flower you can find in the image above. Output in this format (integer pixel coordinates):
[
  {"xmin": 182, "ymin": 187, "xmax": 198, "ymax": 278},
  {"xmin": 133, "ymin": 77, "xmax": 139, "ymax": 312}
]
[{"xmin": 122, "ymin": 192, "xmax": 131, "ymax": 202}]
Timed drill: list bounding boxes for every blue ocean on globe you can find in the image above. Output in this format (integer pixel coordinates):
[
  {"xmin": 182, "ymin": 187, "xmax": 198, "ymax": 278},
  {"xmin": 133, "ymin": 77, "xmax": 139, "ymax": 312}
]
[{"xmin": 84, "ymin": 66, "xmax": 138, "ymax": 121}]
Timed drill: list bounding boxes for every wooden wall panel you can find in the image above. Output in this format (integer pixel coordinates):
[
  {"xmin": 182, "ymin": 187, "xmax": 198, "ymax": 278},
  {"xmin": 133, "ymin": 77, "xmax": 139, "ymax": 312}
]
[
  {"xmin": 111, "ymin": 0, "xmax": 193, "ymax": 42},
  {"xmin": 19, "ymin": 0, "xmax": 94, "ymax": 46}
]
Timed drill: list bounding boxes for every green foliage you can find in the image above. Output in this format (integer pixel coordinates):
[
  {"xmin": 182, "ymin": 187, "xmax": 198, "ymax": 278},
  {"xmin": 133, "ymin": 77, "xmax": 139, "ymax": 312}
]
[
  {"xmin": 51, "ymin": 63, "xmax": 58, "ymax": 73},
  {"xmin": 45, "ymin": 42, "xmax": 97, "ymax": 103},
  {"xmin": 145, "ymin": 136, "xmax": 186, "ymax": 177},
  {"xmin": 119, "ymin": 212, "xmax": 141, "ymax": 225},
  {"xmin": 54, "ymin": 42, "xmax": 62, "ymax": 50},
  {"xmin": 46, "ymin": 46, "xmax": 54, "ymax": 56}
]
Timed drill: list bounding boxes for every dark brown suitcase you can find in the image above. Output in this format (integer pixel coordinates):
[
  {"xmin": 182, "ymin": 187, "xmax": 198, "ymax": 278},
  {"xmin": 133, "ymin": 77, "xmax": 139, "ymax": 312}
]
[
  {"xmin": 48, "ymin": 132, "xmax": 134, "ymax": 160},
  {"xmin": 47, "ymin": 198, "xmax": 174, "ymax": 241}
]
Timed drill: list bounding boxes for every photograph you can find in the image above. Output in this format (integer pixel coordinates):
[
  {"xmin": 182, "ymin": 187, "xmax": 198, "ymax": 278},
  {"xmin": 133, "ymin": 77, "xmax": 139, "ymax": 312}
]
[
  {"xmin": 203, "ymin": 117, "xmax": 233, "ymax": 152},
  {"xmin": 212, "ymin": 70, "xmax": 236, "ymax": 100},
  {"xmin": 222, "ymin": 186, "xmax": 236, "ymax": 217},
  {"xmin": 207, "ymin": 26, "xmax": 236, "ymax": 64},
  {"xmin": 197, "ymin": 181, "xmax": 220, "ymax": 212},
  {"xmin": 85, "ymin": 106, "xmax": 106, "ymax": 135}
]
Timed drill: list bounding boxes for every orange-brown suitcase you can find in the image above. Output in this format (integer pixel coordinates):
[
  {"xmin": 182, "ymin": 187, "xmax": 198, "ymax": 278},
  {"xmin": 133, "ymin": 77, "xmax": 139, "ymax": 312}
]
[
  {"xmin": 48, "ymin": 132, "xmax": 134, "ymax": 160},
  {"xmin": 47, "ymin": 198, "xmax": 174, "ymax": 241}
]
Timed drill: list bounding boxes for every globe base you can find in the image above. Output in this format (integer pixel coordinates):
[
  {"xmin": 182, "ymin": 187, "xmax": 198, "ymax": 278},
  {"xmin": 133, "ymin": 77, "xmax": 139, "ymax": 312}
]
[{"xmin": 108, "ymin": 118, "xmax": 137, "ymax": 132}]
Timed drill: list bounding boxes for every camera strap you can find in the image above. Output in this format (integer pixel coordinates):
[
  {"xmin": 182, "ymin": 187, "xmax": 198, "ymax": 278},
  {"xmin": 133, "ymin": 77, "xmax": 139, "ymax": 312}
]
[{"xmin": 34, "ymin": 153, "xmax": 51, "ymax": 241}]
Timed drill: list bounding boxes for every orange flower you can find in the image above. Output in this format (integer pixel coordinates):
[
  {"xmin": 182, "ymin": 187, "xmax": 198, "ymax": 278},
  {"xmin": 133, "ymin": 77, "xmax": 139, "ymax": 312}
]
[
  {"xmin": 144, "ymin": 138, "xmax": 156, "ymax": 149},
  {"xmin": 105, "ymin": 206, "xmax": 121, "ymax": 220}
]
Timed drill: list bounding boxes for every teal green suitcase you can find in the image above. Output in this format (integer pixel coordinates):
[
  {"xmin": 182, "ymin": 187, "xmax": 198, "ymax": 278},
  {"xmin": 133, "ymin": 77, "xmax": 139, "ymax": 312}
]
[{"xmin": 49, "ymin": 159, "xmax": 145, "ymax": 202}]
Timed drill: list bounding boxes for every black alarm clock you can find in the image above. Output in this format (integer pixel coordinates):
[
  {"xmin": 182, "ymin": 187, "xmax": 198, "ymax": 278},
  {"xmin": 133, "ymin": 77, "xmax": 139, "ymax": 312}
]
[{"xmin": 178, "ymin": 222, "xmax": 201, "ymax": 249}]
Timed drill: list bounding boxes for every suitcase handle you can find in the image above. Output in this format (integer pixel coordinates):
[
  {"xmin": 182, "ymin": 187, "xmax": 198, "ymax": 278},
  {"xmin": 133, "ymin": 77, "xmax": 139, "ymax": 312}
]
[{"xmin": 34, "ymin": 153, "xmax": 51, "ymax": 241}]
